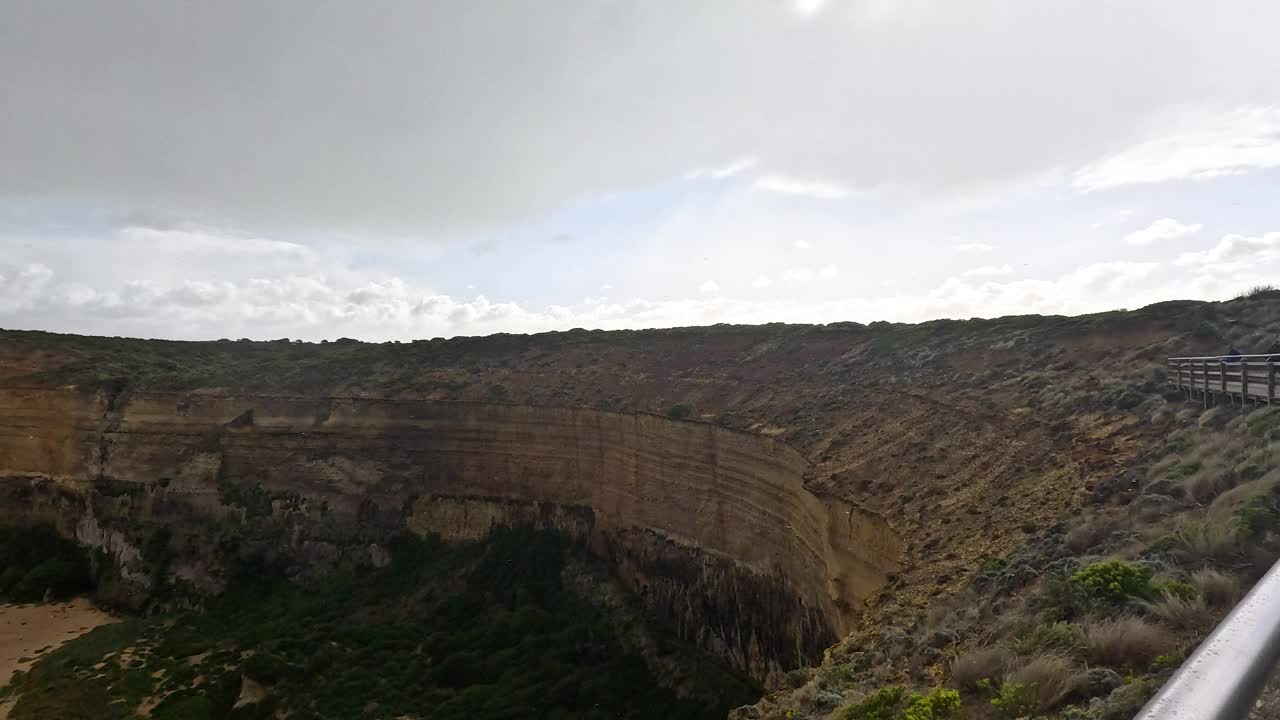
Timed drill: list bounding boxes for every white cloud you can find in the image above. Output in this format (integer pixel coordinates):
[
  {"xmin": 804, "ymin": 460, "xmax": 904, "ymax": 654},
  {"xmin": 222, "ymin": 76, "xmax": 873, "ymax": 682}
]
[
  {"xmin": 754, "ymin": 176, "xmax": 851, "ymax": 199},
  {"xmin": 0, "ymin": 244, "xmax": 1223, "ymax": 342},
  {"xmin": 1176, "ymin": 232, "xmax": 1280, "ymax": 268},
  {"xmin": 698, "ymin": 279, "xmax": 721, "ymax": 294},
  {"xmin": 954, "ymin": 242, "xmax": 995, "ymax": 253},
  {"xmin": 1075, "ymin": 106, "xmax": 1280, "ymax": 192},
  {"xmin": 794, "ymin": 239, "xmax": 812, "ymax": 249},
  {"xmin": 0, "ymin": 263, "xmax": 54, "ymax": 313},
  {"xmin": 781, "ymin": 267, "xmax": 814, "ymax": 283},
  {"xmin": 1123, "ymin": 218, "xmax": 1202, "ymax": 246},
  {"xmin": 962, "ymin": 264, "xmax": 1015, "ymax": 277},
  {"xmin": 819, "ymin": 264, "xmax": 839, "ymax": 278},
  {"xmin": 686, "ymin": 156, "xmax": 759, "ymax": 180},
  {"xmin": 599, "ymin": 283, "xmax": 613, "ymax": 291},
  {"xmin": 751, "ymin": 275, "xmax": 773, "ymax": 289},
  {"xmin": 792, "ymin": 0, "xmax": 826, "ymax": 15}
]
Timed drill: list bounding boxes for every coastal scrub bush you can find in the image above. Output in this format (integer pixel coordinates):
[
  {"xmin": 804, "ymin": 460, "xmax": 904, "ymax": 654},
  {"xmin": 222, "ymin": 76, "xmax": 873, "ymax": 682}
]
[
  {"xmin": 838, "ymin": 686, "xmax": 904, "ymax": 720},
  {"xmin": 983, "ymin": 680, "xmax": 1032, "ymax": 718},
  {"xmin": 838, "ymin": 686, "xmax": 959, "ymax": 720},
  {"xmin": 1008, "ymin": 621, "xmax": 1082, "ymax": 655},
  {"xmin": 1070, "ymin": 561, "xmax": 1156, "ymax": 605},
  {"xmin": 1234, "ymin": 495, "xmax": 1280, "ymax": 538},
  {"xmin": 1001, "ymin": 653, "xmax": 1083, "ymax": 715},
  {"xmin": 901, "ymin": 689, "xmax": 960, "ymax": 720}
]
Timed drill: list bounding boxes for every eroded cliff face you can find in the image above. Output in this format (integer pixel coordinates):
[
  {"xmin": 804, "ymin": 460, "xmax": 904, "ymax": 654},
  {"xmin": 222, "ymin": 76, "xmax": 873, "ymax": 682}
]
[{"xmin": 0, "ymin": 386, "xmax": 900, "ymax": 684}]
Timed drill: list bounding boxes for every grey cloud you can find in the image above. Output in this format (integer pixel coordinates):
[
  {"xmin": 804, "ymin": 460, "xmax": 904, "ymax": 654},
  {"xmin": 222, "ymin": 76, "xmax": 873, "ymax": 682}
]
[
  {"xmin": 2, "ymin": 1, "xmax": 1277, "ymax": 237},
  {"xmin": 164, "ymin": 281, "xmax": 233, "ymax": 307}
]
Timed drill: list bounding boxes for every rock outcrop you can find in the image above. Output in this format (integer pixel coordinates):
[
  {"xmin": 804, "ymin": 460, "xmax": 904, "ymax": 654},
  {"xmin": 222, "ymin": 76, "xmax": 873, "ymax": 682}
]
[{"xmin": 0, "ymin": 386, "xmax": 900, "ymax": 684}]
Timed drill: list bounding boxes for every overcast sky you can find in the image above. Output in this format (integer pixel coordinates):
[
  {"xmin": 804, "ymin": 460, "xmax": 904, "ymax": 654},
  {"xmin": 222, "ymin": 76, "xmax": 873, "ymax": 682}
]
[{"xmin": 1, "ymin": 1, "xmax": 1278, "ymax": 341}]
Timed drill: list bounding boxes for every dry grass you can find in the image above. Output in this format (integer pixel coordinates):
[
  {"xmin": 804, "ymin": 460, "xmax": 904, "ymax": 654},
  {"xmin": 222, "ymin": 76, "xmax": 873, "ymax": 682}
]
[
  {"xmin": 1185, "ymin": 469, "xmax": 1237, "ymax": 505},
  {"xmin": 1143, "ymin": 593, "xmax": 1215, "ymax": 633},
  {"xmin": 1192, "ymin": 568, "xmax": 1242, "ymax": 608},
  {"xmin": 1066, "ymin": 514, "xmax": 1121, "ymax": 553},
  {"xmin": 950, "ymin": 645, "xmax": 1013, "ymax": 691},
  {"xmin": 1003, "ymin": 652, "xmax": 1085, "ymax": 714},
  {"xmin": 1085, "ymin": 616, "xmax": 1175, "ymax": 668},
  {"xmin": 1165, "ymin": 523, "xmax": 1246, "ymax": 568},
  {"xmin": 985, "ymin": 601, "xmax": 1032, "ymax": 644}
]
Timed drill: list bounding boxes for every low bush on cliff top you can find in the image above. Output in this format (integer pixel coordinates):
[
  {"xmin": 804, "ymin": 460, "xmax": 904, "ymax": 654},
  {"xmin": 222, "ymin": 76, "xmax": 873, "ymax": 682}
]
[{"xmin": 0, "ymin": 524, "xmax": 91, "ymax": 602}]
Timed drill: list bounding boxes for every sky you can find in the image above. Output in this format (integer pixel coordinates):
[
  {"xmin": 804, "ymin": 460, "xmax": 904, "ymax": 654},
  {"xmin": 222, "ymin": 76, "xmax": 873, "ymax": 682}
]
[{"xmin": 1, "ymin": 1, "xmax": 1278, "ymax": 341}]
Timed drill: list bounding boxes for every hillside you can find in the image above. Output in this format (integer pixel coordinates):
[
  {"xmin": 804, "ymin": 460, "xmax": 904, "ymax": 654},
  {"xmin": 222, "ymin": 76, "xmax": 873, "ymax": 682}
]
[{"xmin": 3, "ymin": 292, "xmax": 1280, "ymax": 719}]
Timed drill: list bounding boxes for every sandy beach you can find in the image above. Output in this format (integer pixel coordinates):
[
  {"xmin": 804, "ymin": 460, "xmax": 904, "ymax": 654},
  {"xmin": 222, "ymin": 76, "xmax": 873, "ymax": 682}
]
[{"xmin": 0, "ymin": 598, "xmax": 115, "ymax": 690}]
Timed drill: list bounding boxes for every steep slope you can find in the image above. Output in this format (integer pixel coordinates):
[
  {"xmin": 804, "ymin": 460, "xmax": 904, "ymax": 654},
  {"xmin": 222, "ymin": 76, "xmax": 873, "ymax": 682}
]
[
  {"xmin": 0, "ymin": 388, "xmax": 898, "ymax": 682},
  {"xmin": 3, "ymin": 293, "xmax": 1279, "ymax": 716}
]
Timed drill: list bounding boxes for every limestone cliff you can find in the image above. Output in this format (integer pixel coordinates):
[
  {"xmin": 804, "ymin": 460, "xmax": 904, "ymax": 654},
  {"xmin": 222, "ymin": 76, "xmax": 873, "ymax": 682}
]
[{"xmin": 0, "ymin": 386, "xmax": 900, "ymax": 684}]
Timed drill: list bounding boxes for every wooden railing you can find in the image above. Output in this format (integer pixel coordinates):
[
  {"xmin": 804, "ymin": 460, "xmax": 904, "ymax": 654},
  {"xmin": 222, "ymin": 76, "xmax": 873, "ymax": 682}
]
[{"xmin": 1168, "ymin": 354, "xmax": 1279, "ymax": 406}]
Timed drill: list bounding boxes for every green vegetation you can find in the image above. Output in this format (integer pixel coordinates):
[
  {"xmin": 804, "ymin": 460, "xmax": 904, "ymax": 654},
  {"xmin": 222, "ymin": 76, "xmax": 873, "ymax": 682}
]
[
  {"xmin": 1008, "ymin": 621, "xmax": 1082, "ymax": 655},
  {"xmin": 668, "ymin": 403, "xmax": 692, "ymax": 420},
  {"xmin": 838, "ymin": 687, "xmax": 959, "ymax": 720},
  {"xmin": 3, "ymin": 528, "xmax": 754, "ymax": 720},
  {"xmin": 0, "ymin": 525, "xmax": 91, "ymax": 602},
  {"xmin": 902, "ymin": 689, "xmax": 960, "ymax": 720},
  {"xmin": 1070, "ymin": 560, "xmax": 1156, "ymax": 605},
  {"xmin": 1234, "ymin": 494, "xmax": 1280, "ymax": 538},
  {"xmin": 978, "ymin": 557, "xmax": 1007, "ymax": 574},
  {"xmin": 979, "ymin": 679, "xmax": 1034, "ymax": 718}
]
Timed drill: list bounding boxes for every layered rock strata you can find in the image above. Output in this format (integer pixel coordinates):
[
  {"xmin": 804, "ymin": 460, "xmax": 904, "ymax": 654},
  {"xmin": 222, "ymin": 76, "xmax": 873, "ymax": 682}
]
[{"xmin": 0, "ymin": 387, "xmax": 900, "ymax": 683}]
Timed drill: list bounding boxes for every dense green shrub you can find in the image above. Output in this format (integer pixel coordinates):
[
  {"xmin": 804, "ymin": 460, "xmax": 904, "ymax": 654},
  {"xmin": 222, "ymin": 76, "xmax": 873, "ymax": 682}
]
[
  {"xmin": 839, "ymin": 687, "xmax": 959, "ymax": 720},
  {"xmin": 839, "ymin": 686, "xmax": 905, "ymax": 720},
  {"xmin": 1159, "ymin": 580, "xmax": 1197, "ymax": 601},
  {"xmin": 1070, "ymin": 561, "xmax": 1156, "ymax": 605},
  {"xmin": 902, "ymin": 689, "xmax": 960, "ymax": 720},
  {"xmin": 1234, "ymin": 495, "xmax": 1280, "ymax": 538},
  {"xmin": 668, "ymin": 403, "xmax": 692, "ymax": 420},
  {"xmin": 6, "ymin": 528, "xmax": 750, "ymax": 720},
  {"xmin": 243, "ymin": 652, "xmax": 292, "ymax": 685},
  {"xmin": 1009, "ymin": 622, "xmax": 1082, "ymax": 655},
  {"xmin": 984, "ymin": 680, "xmax": 1033, "ymax": 718},
  {"xmin": 0, "ymin": 525, "xmax": 91, "ymax": 601}
]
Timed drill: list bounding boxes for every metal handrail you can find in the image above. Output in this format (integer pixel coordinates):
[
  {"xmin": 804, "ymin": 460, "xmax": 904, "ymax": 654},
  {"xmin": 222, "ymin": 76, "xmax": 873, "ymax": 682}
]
[
  {"xmin": 1169, "ymin": 354, "xmax": 1279, "ymax": 361},
  {"xmin": 1135, "ymin": 558, "xmax": 1280, "ymax": 720}
]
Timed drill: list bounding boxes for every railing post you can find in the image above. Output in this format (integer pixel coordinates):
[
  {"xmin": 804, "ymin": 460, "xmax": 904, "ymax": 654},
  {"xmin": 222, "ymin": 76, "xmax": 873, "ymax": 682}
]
[
  {"xmin": 1270, "ymin": 361, "xmax": 1276, "ymax": 405},
  {"xmin": 1204, "ymin": 359, "xmax": 1211, "ymax": 407},
  {"xmin": 1220, "ymin": 360, "xmax": 1228, "ymax": 404},
  {"xmin": 1242, "ymin": 360, "xmax": 1249, "ymax": 401}
]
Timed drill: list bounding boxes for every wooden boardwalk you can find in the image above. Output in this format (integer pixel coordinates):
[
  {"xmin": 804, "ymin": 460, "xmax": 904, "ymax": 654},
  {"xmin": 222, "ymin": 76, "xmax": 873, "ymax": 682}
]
[{"xmin": 1168, "ymin": 354, "xmax": 1279, "ymax": 407}]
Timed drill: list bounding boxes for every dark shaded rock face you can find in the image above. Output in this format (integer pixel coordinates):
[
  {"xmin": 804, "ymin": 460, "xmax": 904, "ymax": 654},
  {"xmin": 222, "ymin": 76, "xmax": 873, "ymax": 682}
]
[{"xmin": 0, "ymin": 387, "xmax": 901, "ymax": 685}]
